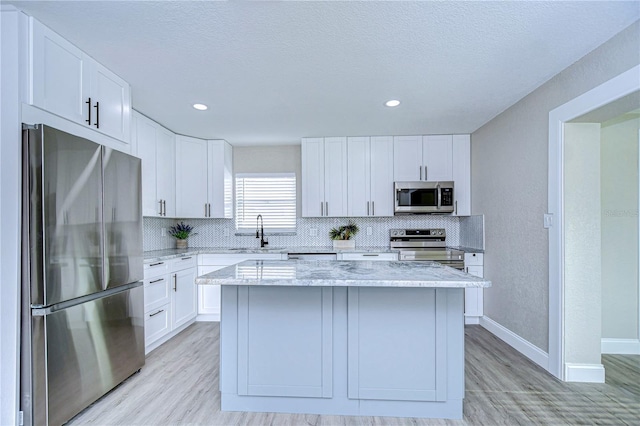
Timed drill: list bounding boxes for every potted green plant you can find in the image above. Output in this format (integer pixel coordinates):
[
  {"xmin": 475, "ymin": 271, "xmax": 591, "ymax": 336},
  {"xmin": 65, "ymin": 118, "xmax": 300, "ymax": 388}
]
[
  {"xmin": 329, "ymin": 221, "xmax": 359, "ymax": 249},
  {"xmin": 169, "ymin": 221, "xmax": 197, "ymax": 249}
]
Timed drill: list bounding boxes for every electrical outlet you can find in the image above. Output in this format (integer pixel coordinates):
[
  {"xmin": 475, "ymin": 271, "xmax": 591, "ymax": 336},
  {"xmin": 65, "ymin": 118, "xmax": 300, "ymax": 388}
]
[
  {"xmin": 161, "ymin": 227, "xmax": 166, "ymax": 237},
  {"xmin": 366, "ymin": 226, "xmax": 373, "ymax": 236},
  {"xmin": 224, "ymin": 228, "xmax": 230, "ymax": 237},
  {"xmin": 309, "ymin": 228, "xmax": 318, "ymax": 237}
]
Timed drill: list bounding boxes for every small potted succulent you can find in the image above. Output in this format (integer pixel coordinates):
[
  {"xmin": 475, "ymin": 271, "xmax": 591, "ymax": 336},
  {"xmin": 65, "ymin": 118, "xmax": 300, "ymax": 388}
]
[
  {"xmin": 169, "ymin": 221, "xmax": 197, "ymax": 249},
  {"xmin": 329, "ymin": 221, "xmax": 359, "ymax": 249}
]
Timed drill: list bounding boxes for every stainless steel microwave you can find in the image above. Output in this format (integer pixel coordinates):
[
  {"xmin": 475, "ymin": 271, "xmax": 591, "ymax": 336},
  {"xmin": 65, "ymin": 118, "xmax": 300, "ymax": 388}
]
[{"xmin": 394, "ymin": 181, "xmax": 455, "ymax": 214}]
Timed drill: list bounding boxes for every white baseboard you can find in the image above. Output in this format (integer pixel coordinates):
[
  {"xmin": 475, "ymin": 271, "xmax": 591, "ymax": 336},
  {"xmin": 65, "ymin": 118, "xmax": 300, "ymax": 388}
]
[
  {"xmin": 196, "ymin": 313, "xmax": 220, "ymax": 322},
  {"xmin": 601, "ymin": 338, "xmax": 640, "ymax": 355},
  {"xmin": 480, "ymin": 316, "xmax": 549, "ymax": 370},
  {"xmin": 564, "ymin": 363, "xmax": 605, "ymax": 383},
  {"xmin": 464, "ymin": 316, "xmax": 480, "ymax": 325}
]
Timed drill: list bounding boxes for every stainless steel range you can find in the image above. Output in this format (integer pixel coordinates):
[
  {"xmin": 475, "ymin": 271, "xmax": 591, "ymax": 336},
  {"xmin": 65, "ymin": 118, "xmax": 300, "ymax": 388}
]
[{"xmin": 390, "ymin": 228, "xmax": 464, "ymax": 269}]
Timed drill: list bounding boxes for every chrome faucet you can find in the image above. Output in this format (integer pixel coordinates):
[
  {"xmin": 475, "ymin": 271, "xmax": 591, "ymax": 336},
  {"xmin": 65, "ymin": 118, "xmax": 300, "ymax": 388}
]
[{"xmin": 256, "ymin": 214, "xmax": 268, "ymax": 248}]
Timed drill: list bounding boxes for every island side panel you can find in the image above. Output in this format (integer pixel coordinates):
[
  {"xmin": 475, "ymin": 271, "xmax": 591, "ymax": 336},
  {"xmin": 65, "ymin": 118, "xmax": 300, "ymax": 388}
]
[{"xmin": 219, "ymin": 285, "xmax": 465, "ymax": 419}]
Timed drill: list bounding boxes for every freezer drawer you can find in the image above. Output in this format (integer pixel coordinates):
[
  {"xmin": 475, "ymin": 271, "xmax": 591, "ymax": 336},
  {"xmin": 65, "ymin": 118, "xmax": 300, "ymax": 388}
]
[{"xmin": 26, "ymin": 285, "xmax": 144, "ymax": 426}]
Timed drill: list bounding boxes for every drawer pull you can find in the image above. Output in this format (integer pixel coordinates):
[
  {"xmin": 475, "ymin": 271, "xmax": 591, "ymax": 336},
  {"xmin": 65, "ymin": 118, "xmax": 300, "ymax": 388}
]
[
  {"xmin": 149, "ymin": 278, "xmax": 164, "ymax": 284},
  {"xmin": 362, "ymin": 254, "xmax": 379, "ymax": 257},
  {"xmin": 149, "ymin": 262, "xmax": 164, "ymax": 267},
  {"xmin": 180, "ymin": 256, "xmax": 192, "ymax": 261},
  {"xmin": 149, "ymin": 310, "xmax": 164, "ymax": 317}
]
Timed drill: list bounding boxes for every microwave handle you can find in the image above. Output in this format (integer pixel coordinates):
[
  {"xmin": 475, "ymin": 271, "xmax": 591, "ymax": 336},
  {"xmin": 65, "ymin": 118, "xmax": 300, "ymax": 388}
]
[{"xmin": 437, "ymin": 183, "xmax": 441, "ymax": 210}]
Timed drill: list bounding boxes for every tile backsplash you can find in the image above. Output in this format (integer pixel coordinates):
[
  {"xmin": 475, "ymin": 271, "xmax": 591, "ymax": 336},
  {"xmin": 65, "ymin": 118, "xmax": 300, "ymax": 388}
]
[{"xmin": 144, "ymin": 215, "xmax": 484, "ymax": 252}]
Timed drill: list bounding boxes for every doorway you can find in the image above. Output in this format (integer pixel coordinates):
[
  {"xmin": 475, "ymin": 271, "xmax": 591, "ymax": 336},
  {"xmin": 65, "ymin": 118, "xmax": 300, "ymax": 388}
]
[{"xmin": 548, "ymin": 65, "xmax": 640, "ymax": 381}]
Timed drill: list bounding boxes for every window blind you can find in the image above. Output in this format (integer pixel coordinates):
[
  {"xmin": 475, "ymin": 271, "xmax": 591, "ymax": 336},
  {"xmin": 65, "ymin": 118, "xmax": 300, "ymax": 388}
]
[{"xmin": 235, "ymin": 173, "xmax": 296, "ymax": 232}]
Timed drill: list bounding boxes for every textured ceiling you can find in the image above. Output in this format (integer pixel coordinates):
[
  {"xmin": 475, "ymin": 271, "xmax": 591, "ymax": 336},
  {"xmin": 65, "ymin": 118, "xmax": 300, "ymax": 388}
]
[{"xmin": 6, "ymin": 1, "xmax": 640, "ymax": 145}]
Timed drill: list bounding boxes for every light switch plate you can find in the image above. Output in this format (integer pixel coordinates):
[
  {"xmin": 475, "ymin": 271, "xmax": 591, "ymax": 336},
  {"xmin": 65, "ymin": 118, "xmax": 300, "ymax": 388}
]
[
  {"xmin": 161, "ymin": 227, "xmax": 166, "ymax": 237},
  {"xmin": 366, "ymin": 226, "xmax": 373, "ymax": 236},
  {"xmin": 543, "ymin": 213, "xmax": 553, "ymax": 229}
]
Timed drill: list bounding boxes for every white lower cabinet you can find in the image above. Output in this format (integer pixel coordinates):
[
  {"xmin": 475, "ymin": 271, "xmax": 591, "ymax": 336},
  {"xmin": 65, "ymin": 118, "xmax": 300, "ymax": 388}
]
[
  {"xmin": 339, "ymin": 252, "xmax": 398, "ymax": 261},
  {"xmin": 143, "ymin": 255, "xmax": 197, "ymax": 353},
  {"xmin": 197, "ymin": 253, "xmax": 286, "ymax": 321},
  {"xmin": 464, "ymin": 253, "xmax": 484, "ymax": 324}
]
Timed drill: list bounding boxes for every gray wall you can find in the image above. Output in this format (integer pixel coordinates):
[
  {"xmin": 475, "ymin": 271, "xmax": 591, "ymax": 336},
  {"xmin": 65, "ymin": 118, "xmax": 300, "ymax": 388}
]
[
  {"xmin": 471, "ymin": 21, "xmax": 640, "ymax": 352},
  {"xmin": 233, "ymin": 145, "xmax": 303, "ymax": 217},
  {"xmin": 601, "ymin": 117, "xmax": 639, "ymax": 340}
]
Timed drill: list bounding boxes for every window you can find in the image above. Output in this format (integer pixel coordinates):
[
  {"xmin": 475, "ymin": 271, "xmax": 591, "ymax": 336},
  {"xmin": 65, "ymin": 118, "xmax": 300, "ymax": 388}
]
[{"xmin": 235, "ymin": 173, "xmax": 296, "ymax": 233}]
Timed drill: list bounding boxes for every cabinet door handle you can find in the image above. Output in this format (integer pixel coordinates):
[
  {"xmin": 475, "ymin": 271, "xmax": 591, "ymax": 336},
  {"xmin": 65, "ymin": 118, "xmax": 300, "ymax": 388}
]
[
  {"xmin": 162, "ymin": 200, "xmax": 166, "ymax": 216},
  {"xmin": 209, "ymin": 203, "xmax": 211, "ymax": 217},
  {"xmin": 86, "ymin": 97, "xmax": 92, "ymax": 125},
  {"xmin": 180, "ymin": 256, "xmax": 192, "ymax": 261},
  {"xmin": 173, "ymin": 274, "xmax": 177, "ymax": 292},
  {"xmin": 149, "ymin": 309, "xmax": 164, "ymax": 317},
  {"xmin": 149, "ymin": 278, "xmax": 164, "ymax": 284},
  {"xmin": 372, "ymin": 201, "xmax": 375, "ymax": 216},
  {"xmin": 424, "ymin": 165, "xmax": 427, "ymax": 180},
  {"xmin": 205, "ymin": 203, "xmax": 208, "ymax": 217},
  {"xmin": 159, "ymin": 200, "xmax": 163, "ymax": 216},
  {"xmin": 419, "ymin": 165, "xmax": 422, "ymax": 180},
  {"xmin": 94, "ymin": 101, "xmax": 100, "ymax": 128},
  {"xmin": 325, "ymin": 201, "xmax": 328, "ymax": 216},
  {"xmin": 455, "ymin": 200, "xmax": 458, "ymax": 215},
  {"xmin": 149, "ymin": 262, "xmax": 164, "ymax": 267},
  {"xmin": 320, "ymin": 201, "xmax": 323, "ymax": 216},
  {"xmin": 367, "ymin": 201, "xmax": 370, "ymax": 216}
]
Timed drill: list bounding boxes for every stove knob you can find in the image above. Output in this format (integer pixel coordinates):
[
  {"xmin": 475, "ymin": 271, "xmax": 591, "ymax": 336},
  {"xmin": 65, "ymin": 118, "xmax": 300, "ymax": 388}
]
[
  {"xmin": 439, "ymin": 231, "xmax": 443, "ymax": 235},
  {"xmin": 399, "ymin": 230, "xmax": 405, "ymax": 236},
  {"xmin": 391, "ymin": 230, "xmax": 397, "ymax": 236}
]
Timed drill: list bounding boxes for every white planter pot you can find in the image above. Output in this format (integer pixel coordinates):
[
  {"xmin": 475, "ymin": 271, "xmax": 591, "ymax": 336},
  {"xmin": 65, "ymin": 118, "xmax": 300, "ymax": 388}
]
[{"xmin": 333, "ymin": 240, "xmax": 355, "ymax": 249}]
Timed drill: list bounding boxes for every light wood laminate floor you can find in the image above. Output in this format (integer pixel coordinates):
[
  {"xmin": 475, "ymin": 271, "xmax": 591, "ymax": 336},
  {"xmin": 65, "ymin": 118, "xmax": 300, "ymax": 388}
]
[{"xmin": 69, "ymin": 323, "xmax": 640, "ymax": 425}]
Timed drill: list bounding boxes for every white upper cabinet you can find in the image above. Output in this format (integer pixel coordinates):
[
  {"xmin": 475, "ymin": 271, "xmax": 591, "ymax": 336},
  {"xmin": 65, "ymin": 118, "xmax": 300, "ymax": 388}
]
[
  {"xmin": 30, "ymin": 17, "xmax": 88, "ymax": 125},
  {"xmin": 134, "ymin": 111, "xmax": 176, "ymax": 217},
  {"xmin": 175, "ymin": 136, "xmax": 233, "ymax": 218},
  {"xmin": 30, "ymin": 18, "xmax": 131, "ymax": 143},
  {"xmin": 208, "ymin": 140, "xmax": 234, "ymax": 219},
  {"xmin": 392, "ymin": 136, "xmax": 422, "ymax": 181},
  {"xmin": 176, "ymin": 136, "xmax": 209, "ymax": 218},
  {"xmin": 393, "ymin": 135, "xmax": 452, "ymax": 182},
  {"xmin": 422, "ymin": 135, "xmax": 453, "ymax": 181},
  {"xmin": 452, "ymin": 135, "xmax": 471, "ymax": 216},
  {"xmin": 347, "ymin": 136, "xmax": 394, "ymax": 217},
  {"xmin": 301, "ymin": 137, "xmax": 347, "ymax": 217}
]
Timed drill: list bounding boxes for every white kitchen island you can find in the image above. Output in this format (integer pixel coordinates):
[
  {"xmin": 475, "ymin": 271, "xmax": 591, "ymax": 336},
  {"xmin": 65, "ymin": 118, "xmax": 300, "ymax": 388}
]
[{"xmin": 196, "ymin": 260, "xmax": 491, "ymax": 419}]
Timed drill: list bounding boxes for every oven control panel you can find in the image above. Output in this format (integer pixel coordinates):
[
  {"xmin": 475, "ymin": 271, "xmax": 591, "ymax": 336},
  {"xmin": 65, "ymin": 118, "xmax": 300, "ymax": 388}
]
[{"xmin": 390, "ymin": 229, "xmax": 446, "ymax": 238}]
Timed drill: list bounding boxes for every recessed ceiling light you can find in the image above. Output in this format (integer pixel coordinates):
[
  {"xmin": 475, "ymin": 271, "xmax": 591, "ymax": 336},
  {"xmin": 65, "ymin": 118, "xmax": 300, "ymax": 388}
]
[
  {"xmin": 193, "ymin": 103, "xmax": 208, "ymax": 111},
  {"xmin": 385, "ymin": 100, "xmax": 401, "ymax": 107}
]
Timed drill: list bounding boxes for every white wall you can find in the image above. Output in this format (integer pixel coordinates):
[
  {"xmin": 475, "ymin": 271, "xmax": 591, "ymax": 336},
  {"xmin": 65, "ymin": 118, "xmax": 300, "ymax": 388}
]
[
  {"xmin": 564, "ymin": 123, "xmax": 602, "ymax": 365},
  {"xmin": 601, "ymin": 117, "xmax": 639, "ymax": 341},
  {"xmin": 471, "ymin": 20, "xmax": 640, "ymax": 354}
]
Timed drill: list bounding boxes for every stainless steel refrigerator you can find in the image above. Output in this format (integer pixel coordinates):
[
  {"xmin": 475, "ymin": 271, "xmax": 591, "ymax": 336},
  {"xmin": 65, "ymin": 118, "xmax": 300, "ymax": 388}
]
[{"xmin": 20, "ymin": 124, "xmax": 145, "ymax": 426}]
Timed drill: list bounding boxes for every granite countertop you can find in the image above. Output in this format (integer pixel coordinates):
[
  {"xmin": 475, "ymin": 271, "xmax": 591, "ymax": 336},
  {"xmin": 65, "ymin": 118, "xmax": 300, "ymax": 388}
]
[
  {"xmin": 195, "ymin": 260, "xmax": 491, "ymax": 289},
  {"xmin": 448, "ymin": 246, "xmax": 485, "ymax": 254},
  {"xmin": 143, "ymin": 246, "xmax": 399, "ymax": 262}
]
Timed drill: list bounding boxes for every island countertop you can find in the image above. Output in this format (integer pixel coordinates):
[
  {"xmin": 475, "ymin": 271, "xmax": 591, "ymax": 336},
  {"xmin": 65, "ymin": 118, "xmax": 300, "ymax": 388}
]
[{"xmin": 195, "ymin": 259, "xmax": 491, "ymax": 288}]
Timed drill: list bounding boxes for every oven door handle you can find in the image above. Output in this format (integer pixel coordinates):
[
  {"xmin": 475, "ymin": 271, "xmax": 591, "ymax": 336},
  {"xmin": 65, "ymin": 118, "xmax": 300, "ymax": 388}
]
[{"xmin": 437, "ymin": 183, "xmax": 442, "ymax": 210}]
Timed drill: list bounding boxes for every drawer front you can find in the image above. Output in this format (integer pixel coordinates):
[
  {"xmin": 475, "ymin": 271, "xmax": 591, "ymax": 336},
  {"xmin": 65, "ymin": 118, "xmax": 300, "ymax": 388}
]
[
  {"xmin": 145, "ymin": 303, "xmax": 172, "ymax": 346},
  {"xmin": 464, "ymin": 253, "xmax": 483, "ymax": 266},
  {"xmin": 171, "ymin": 255, "xmax": 197, "ymax": 271},
  {"xmin": 199, "ymin": 253, "xmax": 284, "ymax": 266},
  {"xmin": 144, "ymin": 260, "xmax": 170, "ymax": 278},
  {"xmin": 341, "ymin": 252, "xmax": 398, "ymax": 261},
  {"xmin": 144, "ymin": 274, "xmax": 171, "ymax": 312}
]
